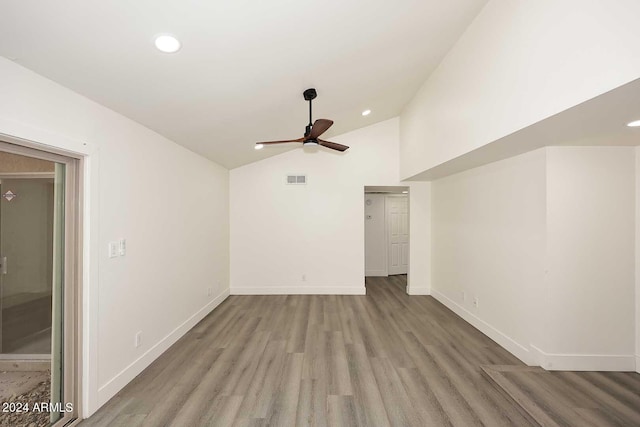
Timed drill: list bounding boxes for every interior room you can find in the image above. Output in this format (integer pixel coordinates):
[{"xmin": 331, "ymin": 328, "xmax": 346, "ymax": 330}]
[{"xmin": 0, "ymin": 1, "xmax": 639, "ymax": 426}]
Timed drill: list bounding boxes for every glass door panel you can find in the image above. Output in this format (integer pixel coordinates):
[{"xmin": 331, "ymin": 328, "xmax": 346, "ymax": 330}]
[
  {"xmin": 0, "ymin": 148, "xmax": 68, "ymax": 426},
  {"xmin": 0, "ymin": 177, "xmax": 55, "ymax": 355}
]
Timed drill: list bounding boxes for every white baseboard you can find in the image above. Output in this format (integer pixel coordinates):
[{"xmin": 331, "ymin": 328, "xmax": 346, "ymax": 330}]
[
  {"xmin": 530, "ymin": 345, "xmax": 636, "ymax": 371},
  {"xmin": 433, "ymin": 290, "xmax": 637, "ymax": 371},
  {"xmin": 407, "ymin": 286, "xmax": 430, "ymax": 295},
  {"xmin": 431, "ymin": 290, "xmax": 533, "ymax": 365},
  {"xmin": 365, "ymin": 270, "xmax": 387, "ymax": 277},
  {"xmin": 231, "ymin": 286, "xmax": 366, "ymax": 295},
  {"xmin": 96, "ymin": 288, "xmax": 230, "ymax": 409},
  {"xmin": 636, "ymin": 355, "xmax": 640, "ymax": 374}
]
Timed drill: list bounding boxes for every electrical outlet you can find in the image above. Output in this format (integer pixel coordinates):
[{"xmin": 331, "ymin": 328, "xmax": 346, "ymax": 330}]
[
  {"xmin": 108, "ymin": 242, "xmax": 118, "ymax": 258},
  {"xmin": 462, "ymin": 291, "xmax": 466, "ymax": 302},
  {"xmin": 473, "ymin": 297, "xmax": 479, "ymax": 308},
  {"xmin": 302, "ymin": 274, "xmax": 306, "ymax": 281},
  {"xmin": 135, "ymin": 331, "xmax": 142, "ymax": 348},
  {"xmin": 207, "ymin": 287, "xmax": 212, "ymax": 297},
  {"xmin": 118, "ymin": 238, "xmax": 126, "ymax": 256}
]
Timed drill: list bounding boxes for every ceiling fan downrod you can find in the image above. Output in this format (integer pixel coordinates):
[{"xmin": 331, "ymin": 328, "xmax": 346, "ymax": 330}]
[{"xmin": 303, "ymin": 88, "xmax": 317, "ymax": 137}]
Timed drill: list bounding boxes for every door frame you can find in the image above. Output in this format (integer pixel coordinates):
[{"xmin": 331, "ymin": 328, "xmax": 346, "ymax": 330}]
[{"xmin": 0, "ymin": 136, "xmax": 83, "ymax": 425}]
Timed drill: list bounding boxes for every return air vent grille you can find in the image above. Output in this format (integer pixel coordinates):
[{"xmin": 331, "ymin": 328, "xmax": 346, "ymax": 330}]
[{"xmin": 286, "ymin": 175, "xmax": 307, "ymax": 185}]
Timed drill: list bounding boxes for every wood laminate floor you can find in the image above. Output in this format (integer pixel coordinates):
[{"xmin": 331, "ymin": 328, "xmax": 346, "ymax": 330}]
[{"xmin": 81, "ymin": 276, "xmax": 640, "ymax": 426}]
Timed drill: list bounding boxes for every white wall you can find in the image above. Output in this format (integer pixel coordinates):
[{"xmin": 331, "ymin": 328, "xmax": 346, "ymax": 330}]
[
  {"xmin": 544, "ymin": 147, "xmax": 635, "ymax": 370},
  {"xmin": 400, "ymin": 0, "xmax": 640, "ymax": 179},
  {"xmin": 364, "ymin": 194, "xmax": 387, "ymax": 276},
  {"xmin": 541, "ymin": 147, "xmax": 635, "ymax": 370},
  {"xmin": 230, "ymin": 118, "xmax": 430, "ymax": 295},
  {"xmin": 407, "ymin": 181, "xmax": 431, "ymax": 295},
  {"xmin": 0, "ymin": 57, "xmax": 230, "ymax": 415},
  {"xmin": 431, "ymin": 146, "xmax": 637, "ymax": 371},
  {"xmin": 431, "ymin": 149, "xmax": 547, "ymax": 363}
]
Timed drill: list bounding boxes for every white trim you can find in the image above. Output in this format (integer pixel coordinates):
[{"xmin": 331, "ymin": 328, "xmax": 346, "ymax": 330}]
[
  {"xmin": 407, "ymin": 286, "xmax": 430, "ymax": 295},
  {"xmin": 231, "ymin": 286, "xmax": 366, "ymax": 295},
  {"xmin": 96, "ymin": 288, "xmax": 230, "ymax": 408},
  {"xmin": 531, "ymin": 345, "xmax": 636, "ymax": 372},
  {"xmin": 81, "ymin": 154, "xmax": 99, "ymax": 417},
  {"xmin": 431, "ymin": 289, "xmax": 533, "ymax": 365},
  {"xmin": 365, "ymin": 270, "xmax": 388, "ymax": 277},
  {"xmin": 0, "ymin": 117, "xmax": 95, "ymax": 157},
  {"xmin": 636, "ymin": 355, "xmax": 640, "ymax": 374}
]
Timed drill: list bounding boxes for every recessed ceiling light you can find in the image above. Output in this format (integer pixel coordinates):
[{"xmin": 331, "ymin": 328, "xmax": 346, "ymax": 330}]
[
  {"xmin": 255, "ymin": 144, "xmax": 264, "ymax": 150},
  {"xmin": 362, "ymin": 109, "xmax": 371, "ymax": 116},
  {"xmin": 154, "ymin": 34, "xmax": 181, "ymax": 53},
  {"xmin": 627, "ymin": 119, "xmax": 640, "ymax": 127},
  {"xmin": 402, "ymin": 190, "xmax": 408, "ymax": 194}
]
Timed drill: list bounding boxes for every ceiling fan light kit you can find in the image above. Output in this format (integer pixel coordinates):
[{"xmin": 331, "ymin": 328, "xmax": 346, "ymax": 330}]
[{"xmin": 255, "ymin": 88, "xmax": 349, "ymax": 152}]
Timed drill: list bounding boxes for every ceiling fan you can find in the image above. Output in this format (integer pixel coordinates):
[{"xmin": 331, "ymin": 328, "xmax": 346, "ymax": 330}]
[{"xmin": 255, "ymin": 88, "xmax": 349, "ymax": 152}]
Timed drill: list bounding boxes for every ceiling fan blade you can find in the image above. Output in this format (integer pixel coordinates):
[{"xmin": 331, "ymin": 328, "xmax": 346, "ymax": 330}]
[
  {"xmin": 256, "ymin": 138, "xmax": 304, "ymax": 146},
  {"xmin": 309, "ymin": 119, "xmax": 334, "ymax": 139},
  {"xmin": 318, "ymin": 139, "xmax": 349, "ymax": 152}
]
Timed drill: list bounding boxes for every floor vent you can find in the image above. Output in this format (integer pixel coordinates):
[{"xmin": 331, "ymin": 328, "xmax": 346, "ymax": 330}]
[{"xmin": 286, "ymin": 175, "xmax": 307, "ymax": 185}]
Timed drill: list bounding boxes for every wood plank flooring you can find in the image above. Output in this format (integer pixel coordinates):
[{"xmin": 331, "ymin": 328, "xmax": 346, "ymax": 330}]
[
  {"xmin": 81, "ymin": 276, "xmax": 640, "ymax": 426},
  {"xmin": 482, "ymin": 365, "xmax": 640, "ymax": 426}
]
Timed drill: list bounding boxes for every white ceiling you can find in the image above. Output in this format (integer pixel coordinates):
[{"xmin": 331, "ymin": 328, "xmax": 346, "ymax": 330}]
[
  {"xmin": 408, "ymin": 77, "xmax": 640, "ymax": 180},
  {"xmin": 0, "ymin": 0, "xmax": 487, "ymax": 168}
]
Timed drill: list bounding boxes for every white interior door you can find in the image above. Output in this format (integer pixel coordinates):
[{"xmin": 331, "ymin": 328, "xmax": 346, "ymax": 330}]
[{"xmin": 386, "ymin": 195, "xmax": 409, "ymax": 275}]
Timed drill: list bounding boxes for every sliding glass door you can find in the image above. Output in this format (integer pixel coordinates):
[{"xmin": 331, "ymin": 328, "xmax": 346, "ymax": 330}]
[{"xmin": 0, "ymin": 140, "xmax": 79, "ymax": 426}]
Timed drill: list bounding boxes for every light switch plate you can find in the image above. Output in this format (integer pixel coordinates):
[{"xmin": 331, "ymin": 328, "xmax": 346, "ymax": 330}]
[{"xmin": 119, "ymin": 238, "xmax": 126, "ymax": 256}]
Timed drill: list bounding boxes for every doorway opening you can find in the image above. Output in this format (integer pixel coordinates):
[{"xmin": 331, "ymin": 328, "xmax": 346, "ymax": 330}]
[
  {"xmin": 364, "ymin": 186, "xmax": 409, "ymax": 290},
  {"xmin": 0, "ymin": 139, "xmax": 81, "ymax": 427}
]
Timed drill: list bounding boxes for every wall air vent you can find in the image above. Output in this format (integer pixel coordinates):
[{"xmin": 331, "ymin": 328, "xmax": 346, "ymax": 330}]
[{"xmin": 286, "ymin": 174, "xmax": 307, "ymax": 185}]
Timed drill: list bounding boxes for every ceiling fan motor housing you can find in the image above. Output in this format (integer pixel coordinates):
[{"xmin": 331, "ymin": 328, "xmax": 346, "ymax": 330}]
[{"xmin": 303, "ymin": 88, "xmax": 317, "ymax": 101}]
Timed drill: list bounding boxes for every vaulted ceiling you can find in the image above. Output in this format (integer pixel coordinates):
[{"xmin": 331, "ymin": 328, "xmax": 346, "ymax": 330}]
[{"xmin": 0, "ymin": 0, "xmax": 487, "ymax": 168}]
